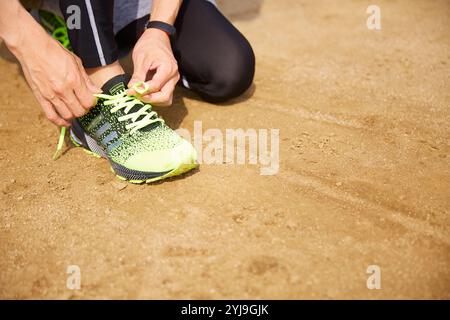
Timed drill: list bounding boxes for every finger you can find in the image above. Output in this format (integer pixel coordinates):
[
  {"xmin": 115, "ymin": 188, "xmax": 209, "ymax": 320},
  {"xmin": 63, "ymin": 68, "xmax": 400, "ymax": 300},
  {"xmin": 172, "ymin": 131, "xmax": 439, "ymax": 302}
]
[
  {"xmin": 141, "ymin": 79, "xmax": 176, "ymax": 106},
  {"xmin": 145, "ymin": 63, "xmax": 172, "ymax": 93},
  {"xmin": 51, "ymin": 97, "xmax": 74, "ymax": 122},
  {"xmin": 60, "ymin": 89, "xmax": 86, "ymax": 118},
  {"xmin": 33, "ymin": 89, "xmax": 69, "ymax": 126},
  {"xmin": 128, "ymin": 57, "xmax": 150, "ymax": 93},
  {"xmin": 129, "ymin": 64, "xmax": 171, "ymax": 96},
  {"xmin": 73, "ymin": 59, "xmax": 100, "ymax": 109},
  {"xmin": 44, "ymin": 101, "xmax": 70, "ymax": 127},
  {"xmin": 74, "ymin": 85, "xmax": 97, "ymax": 111},
  {"xmin": 128, "ymin": 81, "xmax": 150, "ymax": 96},
  {"xmin": 74, "ymin": 75, "xmax": 98, "ymax": 110},
  {"xmin": 23, "ymin": 66, "xmax": 69, "ymax": 126}
]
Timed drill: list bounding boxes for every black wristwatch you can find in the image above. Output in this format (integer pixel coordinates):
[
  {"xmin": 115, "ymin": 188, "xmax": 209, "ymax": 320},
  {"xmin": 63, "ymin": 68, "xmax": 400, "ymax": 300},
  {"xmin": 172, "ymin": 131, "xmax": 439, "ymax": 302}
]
[{"xmin": 145, "ymin": 20, "xmax": 176, "ymax": 41}]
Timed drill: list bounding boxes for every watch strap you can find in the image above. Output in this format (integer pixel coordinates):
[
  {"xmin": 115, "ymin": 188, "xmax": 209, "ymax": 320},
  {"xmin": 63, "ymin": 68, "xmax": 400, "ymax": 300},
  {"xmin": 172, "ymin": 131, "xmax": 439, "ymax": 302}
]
[{"xmin": 145, "ymin": 20, "xmax": 176, "ymax": 38}]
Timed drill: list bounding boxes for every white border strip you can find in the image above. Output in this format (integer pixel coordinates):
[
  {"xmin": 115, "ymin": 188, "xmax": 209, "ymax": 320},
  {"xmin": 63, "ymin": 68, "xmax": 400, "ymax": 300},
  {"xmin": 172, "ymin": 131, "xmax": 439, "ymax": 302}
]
[{"xmin": 84, "ymin": 0, "xmax": 106, "ymax": 66}]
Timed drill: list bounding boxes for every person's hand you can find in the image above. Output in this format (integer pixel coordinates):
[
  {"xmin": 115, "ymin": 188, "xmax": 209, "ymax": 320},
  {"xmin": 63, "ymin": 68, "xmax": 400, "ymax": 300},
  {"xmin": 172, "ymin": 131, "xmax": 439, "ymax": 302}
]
[
  {"xmin": 10, "ymin": 27, "xmax": 101, "ymax": 127},
  {"xmin": 128, "ymin": 28, "xmax": 179, "ymax": 106}
]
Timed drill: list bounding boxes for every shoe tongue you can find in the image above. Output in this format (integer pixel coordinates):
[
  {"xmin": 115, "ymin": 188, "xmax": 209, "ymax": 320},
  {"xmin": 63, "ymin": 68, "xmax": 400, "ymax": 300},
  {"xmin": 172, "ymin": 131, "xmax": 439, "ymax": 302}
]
[{"xmin": 101, "ymin": 74, "xmax": 131, "ymax": 95}]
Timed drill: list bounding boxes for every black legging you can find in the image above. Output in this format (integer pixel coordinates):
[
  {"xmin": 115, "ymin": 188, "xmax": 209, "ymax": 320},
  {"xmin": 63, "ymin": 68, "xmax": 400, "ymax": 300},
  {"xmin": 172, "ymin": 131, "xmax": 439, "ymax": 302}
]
[{"xmin": 59, "ymin": 0, "xmax": 255, "ymax": 103}]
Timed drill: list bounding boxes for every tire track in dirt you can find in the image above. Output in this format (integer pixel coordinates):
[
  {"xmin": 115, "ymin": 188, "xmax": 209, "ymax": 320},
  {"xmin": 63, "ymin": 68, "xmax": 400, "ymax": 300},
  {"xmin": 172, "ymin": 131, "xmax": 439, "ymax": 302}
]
[
  {"xmin": 262, "ymin": 100, "xmax": 450, "ymax": 151},
  {"xmin": 278, "ymin": 171, "xmax": 450, "ymax": 246}
]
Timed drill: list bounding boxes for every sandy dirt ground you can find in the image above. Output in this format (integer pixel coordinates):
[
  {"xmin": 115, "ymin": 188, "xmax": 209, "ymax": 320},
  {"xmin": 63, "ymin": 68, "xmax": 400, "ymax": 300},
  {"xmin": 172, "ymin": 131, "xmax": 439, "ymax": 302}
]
[{"xmin": 0, "ymin": 0, "xmax": 449, "ymax": 299}]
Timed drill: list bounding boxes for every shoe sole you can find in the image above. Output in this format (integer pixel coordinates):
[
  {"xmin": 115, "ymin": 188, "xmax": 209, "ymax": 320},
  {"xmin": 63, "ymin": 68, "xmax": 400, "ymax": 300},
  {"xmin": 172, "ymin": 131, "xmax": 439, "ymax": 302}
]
[{"xmin": 69, "ymin": 128, "xmax": 198, "ymax": 184}]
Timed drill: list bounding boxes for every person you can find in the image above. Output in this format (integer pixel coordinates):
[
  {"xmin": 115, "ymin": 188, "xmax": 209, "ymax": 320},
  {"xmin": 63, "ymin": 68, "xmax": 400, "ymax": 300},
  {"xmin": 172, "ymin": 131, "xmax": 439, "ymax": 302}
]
[{"xmin": 0, "ymin": 0, "xmax": 255, "ymax": 183}]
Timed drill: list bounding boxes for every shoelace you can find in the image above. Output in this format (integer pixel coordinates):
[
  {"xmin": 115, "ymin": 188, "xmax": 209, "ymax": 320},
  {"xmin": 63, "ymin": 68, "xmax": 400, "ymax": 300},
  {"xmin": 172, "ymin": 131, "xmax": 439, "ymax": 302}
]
[{"xmin": 52, "ymin": 82, "xmax": 162, "ymax": 160}]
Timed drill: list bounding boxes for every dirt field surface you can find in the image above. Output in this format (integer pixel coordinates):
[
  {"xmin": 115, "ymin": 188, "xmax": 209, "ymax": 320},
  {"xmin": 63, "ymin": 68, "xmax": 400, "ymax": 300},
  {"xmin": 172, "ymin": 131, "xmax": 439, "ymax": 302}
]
[{"xmin": 1, "ymin": 0, "xmax": 449, "ymax": 299}]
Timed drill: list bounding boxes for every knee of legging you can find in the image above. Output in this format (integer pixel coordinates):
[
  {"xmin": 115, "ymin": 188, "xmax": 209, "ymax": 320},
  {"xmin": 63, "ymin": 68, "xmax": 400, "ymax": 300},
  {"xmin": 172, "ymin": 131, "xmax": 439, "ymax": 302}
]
[{"xmin": 201, "ymin": 40, "xmax": 255, "ymax": 103}]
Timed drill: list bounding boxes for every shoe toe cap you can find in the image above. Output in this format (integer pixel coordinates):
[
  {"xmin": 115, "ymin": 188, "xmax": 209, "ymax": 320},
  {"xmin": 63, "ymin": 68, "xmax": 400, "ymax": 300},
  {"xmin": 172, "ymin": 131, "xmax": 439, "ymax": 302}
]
[{"xmin": 124, "ymin": 140, "xmax": 197, "ymax": 173}]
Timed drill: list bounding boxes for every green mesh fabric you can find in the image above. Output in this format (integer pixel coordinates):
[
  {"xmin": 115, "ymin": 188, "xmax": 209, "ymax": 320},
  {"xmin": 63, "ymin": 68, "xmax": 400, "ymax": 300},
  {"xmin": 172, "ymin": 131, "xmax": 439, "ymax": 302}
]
[
  {"xmin": 76, "ymin": 87, "xmax": 183, "ymax": 164},
  {"xmin": 109, "ymin": 124, "xmax": 182, "ymax": 163},
  {"xmin": 37, "ymin": 10, "xmax": 73, "ymax": 51}
]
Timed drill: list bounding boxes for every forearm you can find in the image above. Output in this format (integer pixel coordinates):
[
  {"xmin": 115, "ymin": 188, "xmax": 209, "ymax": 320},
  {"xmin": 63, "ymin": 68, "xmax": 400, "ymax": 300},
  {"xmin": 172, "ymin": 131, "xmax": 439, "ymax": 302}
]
[
  {"xmin": 150, "ymin": 0, "xmax": 183, "ymax": 25},
  {"xmin": 0, "ymin": 0, "xmax": 46, "ymax": 53}
]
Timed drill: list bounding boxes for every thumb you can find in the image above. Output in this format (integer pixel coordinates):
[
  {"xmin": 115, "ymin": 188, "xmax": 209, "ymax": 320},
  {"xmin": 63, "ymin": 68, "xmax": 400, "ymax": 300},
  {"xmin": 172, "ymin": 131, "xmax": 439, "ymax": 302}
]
[
  {"xmin": 87, "ymin": 78, "xmax": 102, "ymax": 94},
  {"xmin": 81, "ymin": 71, "xmax": 101, "ymax": 93},
  {"xmin": 76, "ymin": 58, "xmax": 102, "ymax": 93}
]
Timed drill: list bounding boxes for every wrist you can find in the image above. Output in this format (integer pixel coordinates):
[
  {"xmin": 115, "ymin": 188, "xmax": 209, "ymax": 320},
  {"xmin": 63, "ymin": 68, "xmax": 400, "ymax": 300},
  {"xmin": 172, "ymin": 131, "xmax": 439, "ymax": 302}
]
[
  {"xmin": 149, "ymin": 12, "xmax": 177, "ymax": 26},
  {"xmin": 148, "ymin": 0, "xmax": 182, "ymax": 25},
  {"xmin": 0, "ymin": 3, "xmax": 23, "ymax": 49},
  {"xmin": 143, "ymin": 27, "xmax": 171, "ymax": 44},
  {"xmin": 2, "ymin": 8, "xmax": 44, "ymax": 54}
]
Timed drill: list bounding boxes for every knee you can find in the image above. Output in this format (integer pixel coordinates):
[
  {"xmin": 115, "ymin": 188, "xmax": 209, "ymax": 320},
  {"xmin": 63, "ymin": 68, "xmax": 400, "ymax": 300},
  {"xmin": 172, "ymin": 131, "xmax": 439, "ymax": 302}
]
[{"xmin": 201, "ymin": 38, "xmax": 255, "ymax": 103}]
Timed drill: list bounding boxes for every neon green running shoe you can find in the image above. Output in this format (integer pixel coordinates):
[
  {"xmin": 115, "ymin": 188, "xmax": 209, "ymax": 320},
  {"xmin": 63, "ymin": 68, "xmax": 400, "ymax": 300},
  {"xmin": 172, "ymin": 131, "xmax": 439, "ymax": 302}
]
[
  {"xmin": 37, "ymin": 9, "xmax": 72, "ymax": 50},
  {"xmin": 69, "ymin": 74, "xmax": 198, "ymax": 183}
]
